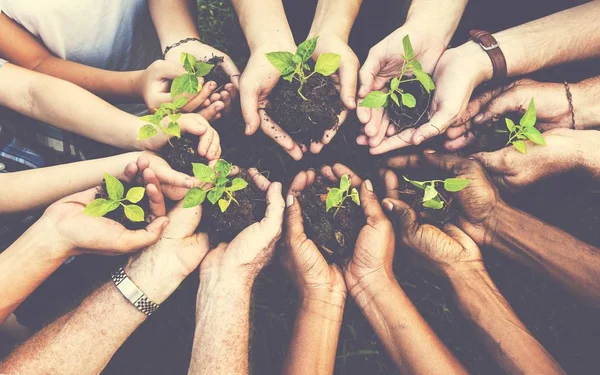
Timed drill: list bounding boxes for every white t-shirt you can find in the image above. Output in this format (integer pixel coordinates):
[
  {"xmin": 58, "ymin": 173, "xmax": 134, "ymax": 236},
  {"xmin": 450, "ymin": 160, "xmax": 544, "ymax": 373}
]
[{"xmin": 0, "ymin": 0, "xmax": 161, "ymax": 72}]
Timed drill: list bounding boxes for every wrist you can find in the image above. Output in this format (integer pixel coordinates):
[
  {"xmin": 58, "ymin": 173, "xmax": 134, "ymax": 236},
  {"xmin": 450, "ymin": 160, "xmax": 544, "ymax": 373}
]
[
  {"xmin": 570, "ymin": 81, "xmax": 600, "ymax": 130},
  {"xmin": 249, "ymin": 34, "xmax": 295, "ymax": 54},
  {"xmin": 130, "ymin": 70, "xmax": 145, "ymax": 99},
  {"xmin": 199, "ymin": 267, "xmax": 254, "ymax": 296},
  {"xmin": 20, "ymin": 217, "xmax": 73, "ymax": 261},
  {"xmin": 347, "ymin": 270, "xmax": 397, "ymax": 311},
  {"xmin": 574, "ymin": 130, "xmax": 600, "ymax": 177},
  {"xmin": 405, "ymin": 0, "xmax": 467, "ymax": 48},
  {"xmin": 451, "ymin": 41, "xmax": 495, "ymax": 85}
]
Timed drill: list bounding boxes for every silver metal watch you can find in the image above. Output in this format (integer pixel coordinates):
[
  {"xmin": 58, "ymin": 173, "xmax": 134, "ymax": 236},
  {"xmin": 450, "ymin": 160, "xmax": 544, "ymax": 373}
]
[{"xmin": 111, "ymin": 266, "xmax": 160, "ymax": 316}]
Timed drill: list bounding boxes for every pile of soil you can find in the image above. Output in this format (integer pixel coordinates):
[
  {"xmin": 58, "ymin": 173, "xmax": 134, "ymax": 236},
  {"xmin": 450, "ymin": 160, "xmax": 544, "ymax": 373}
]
[
  {"xmin": 202, "ymin": 55, "xmax": 229, "ymax": 89},
  {"xmin": 198, "ymin": 169, "xmax": 267, "ymax": 246},
  {"xmin": 96, "ymin": 179, "xmax": 150, "ymax": 230},
  {"xmin": 297, "ymin": 178, "xmax": 365, "ymax": 265},
  {"xmin": 267, "ymin": 73, "xmax": 344, "ymax": 147},
  {"xmin": 459, "ymin": 117, "xmax": 510, "ymax": 155},
  {"xmin": 161, "ymin": 133, "xmax": 209, "ymax": 176},
  {"xmin": 387, "ymin": 77, "xmax": 431, "ymax": 132}
]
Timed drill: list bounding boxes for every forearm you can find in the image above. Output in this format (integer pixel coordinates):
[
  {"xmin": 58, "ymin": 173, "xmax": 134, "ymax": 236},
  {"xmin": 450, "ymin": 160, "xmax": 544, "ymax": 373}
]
[
  {"xmin": 352, "ymin": 275, "xmax": 466, "ymax": 374},
  {"xmin": 308, "ymin": 0, "xmax": 362, "ymax": 41},
  {"xmin": 283, "ymin": 293, "xmax": 345, "ymax": 375},
  {"xmin": 188, "ymin": 277, "xmax": 252, "ymax": 375},
  {"xmin": 0, "ymin": 152, "xmax": 142, "ymax": 214},
  {"xmin": 405, "ymin": 0, "xmax": 468, "ymax": 46},
  {"xmin": 148, "ymin": 0, "xmax": 200, "ymax": 51},
  {"xmin": 571, "ymin": 76, "xmax": 600, "ymax": 130},
  {"xmin": 448, "ymin": 268, "xmax": 564, "ymax": 374},
  {"xmin": 486, "ymin": 202, "xmax": 600, "ymax": 306},
  {"xmin": 230, "ymin": 0, "xmax": 294, "ymax": 51}
]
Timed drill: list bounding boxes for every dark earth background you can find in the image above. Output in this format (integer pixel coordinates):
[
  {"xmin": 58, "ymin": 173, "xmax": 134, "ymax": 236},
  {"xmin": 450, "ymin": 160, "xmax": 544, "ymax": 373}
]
[{"xmin": 3, "ymin": 0, "xmax": 600, "ymax": 374}]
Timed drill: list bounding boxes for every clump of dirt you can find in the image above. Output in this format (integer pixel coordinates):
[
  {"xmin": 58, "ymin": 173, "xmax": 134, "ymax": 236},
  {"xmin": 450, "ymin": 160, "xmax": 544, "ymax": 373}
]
[
  {"xmin": 267, "ymin": 73, "xmax": 344, "ymax": 147},
  {"xmin": 387, "ymin": 77, "xmax": 431, "ymax": 132},
  {"xmin": 199, "ymin": 170, "xmax": 267, "ymax": 247},
  {"xmin": 459, "ymin": 117, "xmax": 510, "ymax": 156},
  {"xmin": 161, "ymin": 133, "xmax": 209, "ymax": 176},
  {"xmin": 96, "ymin": 180, "xmax": 150, "ymax": 231},
  {"xmin": 203, "ymin": 55, "xmax": 229, "ymax": 90},
  {"xmin": 297, "ymin": 178, "xmax": 365, "ymax": 265}
]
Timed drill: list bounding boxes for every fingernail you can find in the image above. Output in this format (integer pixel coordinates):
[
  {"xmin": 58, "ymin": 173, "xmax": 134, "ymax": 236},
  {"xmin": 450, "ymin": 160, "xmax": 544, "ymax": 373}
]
[
  {"xmin": 365, "ymin": 179, "xmax": 373, "ymax": 192},
  {"xmin": 348, "ymin": 96, "xmax": 356, "ymax": 107},
  {"xmin": 286, "ymin": 194, "xmax": 294, "ymax": 207},
  {"xmin": 185, "ymin": 179, "xmax": 193, "ymax": 188},
  {"xmin": 474, "ymin": 114, "xmax": 484, "ymax": 122},
  {"xmin": 383, "ymin": 200, "xmax": 394, "ymax": 211},
  {"xmin": 424, "ymin": 149, "xmax": 436, "ymax": 154}
]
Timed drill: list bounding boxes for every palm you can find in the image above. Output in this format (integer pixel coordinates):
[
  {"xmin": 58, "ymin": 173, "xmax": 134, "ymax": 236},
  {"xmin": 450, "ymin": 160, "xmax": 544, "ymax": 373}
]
[{"xmin": 410, "ymin": 225, "xmax": 480, "ymax": 267}]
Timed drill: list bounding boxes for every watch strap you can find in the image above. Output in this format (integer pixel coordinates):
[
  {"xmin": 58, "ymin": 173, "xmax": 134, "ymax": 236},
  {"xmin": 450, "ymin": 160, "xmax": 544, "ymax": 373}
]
[
  {"xmin": 111, "ymin": 266, "xmax": 160, "ymax": 316},
  {"xmin": 470, "ymin": 30, "xmax": 507, "ymax": 82}
]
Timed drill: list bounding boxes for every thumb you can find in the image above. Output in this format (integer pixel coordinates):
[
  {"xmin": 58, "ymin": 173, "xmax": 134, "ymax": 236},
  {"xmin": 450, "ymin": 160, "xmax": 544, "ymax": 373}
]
[
  {"xmin": 358, "ymin": 51, "xmax": 382, "ymax": 98},
  {"xmin": 382, "ymin": 198, "xmax": 418, "ymax": 237},
  {"xmin": 339, "ymin": 57, "xmax": 359, "ymax": 109},
  {"xmin": 475, "ymin": 88, "xmax": 526, "ymax": 124},
  {"xmin": 240, "ymin": 83, "xmax": 261, "ymax": 135},
  {"xmin": 163, "ymin": 200, "xmax": 202, "ymax": 238},
  {"xmin": 117, "ymin": 216, "xmax": 169, "ymax": 252},
  {"xmin": 180, "ymin": 114, "xmax": 209, "ymax": 136},
  {"xmin": 470, "ymin": 151, "xmax": 508, "ymax": 174},
  {"xmin": 442, "ymin": 223, "xmax": 479, "ymax": 251},
  {"xmin": 157, "ymin": 60, "xmax": 187, "ymax": 80},
  {"xmin": 412, "ymin": 110, "xmax": 455, "ymax": 145}
]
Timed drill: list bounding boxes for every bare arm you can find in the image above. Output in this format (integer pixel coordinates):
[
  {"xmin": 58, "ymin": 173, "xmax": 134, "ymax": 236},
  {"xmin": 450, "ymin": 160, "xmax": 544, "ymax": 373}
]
[
  {"xmin": 309, "ymin": 0, "xmax": 362, "ymax": 40},
  {"xmin": 230, "ymin": 0, "xmax": 293, "ymax": 52},
  {"xmin": 147, "ymin": 0, "xmax": 200, "ymax": 51},
  {"xmin": 571, "ymin": 75, "xmax": 600, "ymax": 130}
]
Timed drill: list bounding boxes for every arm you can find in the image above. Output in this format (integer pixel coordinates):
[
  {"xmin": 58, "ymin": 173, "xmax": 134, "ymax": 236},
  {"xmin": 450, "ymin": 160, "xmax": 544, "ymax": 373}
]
[{"xmin": 147, "ymin": 0, "xmax": 199, "ymax": 52}]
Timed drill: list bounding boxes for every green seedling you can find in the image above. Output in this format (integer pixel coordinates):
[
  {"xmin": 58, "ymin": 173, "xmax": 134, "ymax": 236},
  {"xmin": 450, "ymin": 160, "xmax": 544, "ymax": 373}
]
[
  {"xmin": 138, "ymin": 97, "xmax": 188, "ymax": 141},
  {"xmin": 360, "ymin": 35, "xmax": 435, "ymax": 109},
  {"xmin": 170, "ymin": 52, "xmax": 214, "ymax": 97},
  {"xmin": 183, "ymin": 160, "xmax": 248, "ymax": 212},
  {"xmin": 265, "ymin": 36, "xmax": 341, "ymax": 100},
  {"xmin": 503, "ymin": 98, "xmax": 545, "ymax": 154},
  {"xmin": 325, "ymin": 174, "xmax": 360, "ymax": 215},
  {"xmin": 403, "ymin": 176, "xmax": 469, "ymax": 210},
  {"xmin": 84, "ymin": 173, "xmax": 146, "ymax": 222}
]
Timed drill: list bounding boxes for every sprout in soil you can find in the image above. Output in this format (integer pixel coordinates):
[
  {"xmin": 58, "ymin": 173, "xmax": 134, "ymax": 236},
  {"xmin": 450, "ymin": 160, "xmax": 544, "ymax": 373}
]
[
  {"xmin": 183, "ymin": 160, "xmax": 248, "ymax": 212},
  {"xmin": 326, "ymin": 174, "xmax": 360, "ymax": 215},
  {"xmin": 497, "ymin": 98, "xmax": 545, "ymax": 154},
  {"xmin": 265, "ymin": 36, "xmax": 341, "ymax": 101},
  {"xmin": 360, "ymin": 35, "xmax": 435, "ymax": 109},
  {"xmin": 84, "ymin": 173, "xmax": 146, "ymax": 222},
  {"xmin": 137, "ymin": 97, "xmax": 188, "ymax": 141},
  {"xmin": 170, "ymin": 52, "xmax": 214, "ymax": 97},
  {"xmin": 403, "ymin": 176, "xmax": 469, "ymax": 210}
]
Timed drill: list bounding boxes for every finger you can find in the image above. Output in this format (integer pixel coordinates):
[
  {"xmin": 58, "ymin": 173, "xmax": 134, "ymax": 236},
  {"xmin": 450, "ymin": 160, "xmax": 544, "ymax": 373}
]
[
  {"xmin": 332, "ymin": 163, "xmax": 363, "ymax": 186},
  {"xmin": 116, "ymin": 216, "xmax": 169, "ymax": 252},
  {"xmin": 142, "ymin": 168, "xmax": 166, "ymax": 218},
  {"xmin": 360, "ymin": 180, "xmax": 388, "ymax": 224},
  {"xmin": 260, "ymin": 182, "xmax": 285, "ymax": 238},
  {"xmin": 370, "ymin": 128, "xmax": 417, "ymax": 155},
  {"xmin": 181, "ymin": 80, "xmax": 215, "ymax": 113},
  {"xmin": 386, "ymin": 124, "xmax": 396, "ymax": 136},
  {"xmin": 356, "ymin": 134, "xmax": 369, "ymax": 145},
  {"xmin": 198, "ymin": 101, "xmax": 225, "ymax": 121},
  {"xmin": 320, "ymin": 165, "xmax": 337, "ymax": 183},
  {"xmin": 382, "ymin": 198, "xmax": 418, "ymax": 236},
  {"xmin": 221, "ymin": 56, "xmax": 241, "ymax": 90},
  {"xmin": 209, "ymin": 92, "xmax": 221, "ymax": 103},
  {"xmin": 446, "ymin": 122, "xmax": 471, "ymax": 140},
  {"xmin": 306, "ymin": 169, "xmax": 316, "ymax": 186},
  {"xmin": 240, "ymin": 84, "xmax": 261, "ymax": 135},
  {"xmin": 444, "ymin": 131, "xmax": 476, "ymax": 152},
  {"xmin": 288, "ymin": 171, "xmax": 308, "ymax": 197},
  {"xmin": 412, "ymin": 111, "xmax": 454, "ymax": 145},
  {"xmin": 207, "ymin": 130, "xmax": 221, "ymax": 160},
  {"xmin": 442, "ymin": 223, "xmax": 479, "ymax": 250},
  {"xmin": 248, "ymin": 167, "xmax": 271, "ymax": 192},
  {"xmin": 369, "ymin": 112, "xmax": 391, "ymax": 148},
  {"xmin": 163, "ymin": 199, "xmax": 202, "ymax": 238},
  {"xmin": 180, "ymin": 115, "xmax": 209, "ymax": 136},
  {"xmin": 143, "ymin": 155, "xmax": 195, "ymax": 189},
  {"xmin": 364, "ymin": 107, "xmax": 384, "ymax": 137},
  {"xmin": 339, "ymin": 57, "xmax": 359, "ymax": 109},
  {"xmin": 285, "ymin": 193, "xmax": 305, "ymax": 243},
  {"xmin": 358, "ymin": 50, "xmax": 382, "ymax": 98},
  {"xmin": 260, "ymin": 110, "xmax": 303, "ymax": 160},
  {"xmin": 158, "ymin": 60, "xmax": 188, "ymax": 79},
  {"xmin": 476, "ymin": 90, "xmax": 525, "ymax": 124},
  {"xmin": 220, "ymin": 90, "xmax": 232, "ymax": 116},
  {"xmin": 320, "ymin": 110, "xmax": 347, "ymax": 146},
  {"xmin": 380, "ymin": 169, "xmax": 400, "ymax": 199},
  {"xmin": 122, "ymin": 162, "xmax": 139, "ymax": 184},
  {"xmin": 470, "ymin": 151, "xmax": 509, "ymax": 174},
  {"xmin": 310, "ymin": 141, "xmax": 324, "ymax": 154},
  {"xmin": 356, "ymin": 104, "xmax": 372, "ymax": 125},
  {"xmin": 422, "ymin": 149, "xmax": 471, "ymax": 175},
  {"xmin": 386, "ymin": 154, "xmax": 422, "ymax": 170},
  {"xmin": 198, "ymin": 128, "xmax": 214, "ymax": 157}
]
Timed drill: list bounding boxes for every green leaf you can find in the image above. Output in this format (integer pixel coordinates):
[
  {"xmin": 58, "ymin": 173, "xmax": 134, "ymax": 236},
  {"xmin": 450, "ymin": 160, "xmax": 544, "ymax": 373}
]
[
  {"xmin": 162, "ymin": 102, "xmax": 177, "ymax": 111},
  {"xmin": 523, "ymin": 126, "xmax": 546, "ymax": 146},
  {"xmin": 401, "ymin": 93, "xmax": 417, "ymax": 108},
  {"xmin": 164, "ymin": 122, "xmax": 181, "ymax": 138},
  {"xmin": 359, "ymin": 91, "xmax": 389, "ymax": 108},
  {"xmin": 140, "ymin": 114, "xmax": 162, "ymax": 125},
  {"xmin": 137, "ymin": 124, "xmax": 158, "ymax": 140},
  {"xmin": 216, "ymin": 176, "xmax": 229, "ymax": 187},
  {"xmin": 125, "ymin": 187, "xmax": 146, "ymax": 204},
  {"xmin": 214, "ymin": 160, "xmax": 232, "ymax": 178},
  {"xmin": 423, "ymin": 184, "xmax": 438, "ymax": 202},
  {"xmin": 350, "ymin": 188, "xmax": 360, "ymax": 206},
  {"xmin": 423, "ymin": 195, "xmax": 444, "ymax": 209},
  {"xmin": 325, "ymin": 188, "xmax": 343, "ymax": 212},
  {"xmin": 443, "ymin": 178, "xmax": 470, "ymax": 192},
  {"xmin": 265, "ymin": 52, "xmax": 295, "ymax": 74},
  {"xmin": 390, "ymin": 77, "xmax": 400, "ymax": 92},
  {"xmin": 229, "ymin": 178, "xmax": 248, "ymax": 192},
  {"xmin": 314, "ymin": 53, "xmax": 341, "ymax": 76},
  {"xmin": 194, "ymin": 61, "xmax": 214, "ymax": 77},
  {"xmin": 218, "ymin": 198, "xmax": 231, "ymax": 212},
  {"xmin": 124, "ymin": 205, "xmax": 145, "ymax": 222},
  {"xmin": 512, "ymin": 140, "xmax": 527, "ymax": 154},
  {"xmin": 340, "ymin": 175, "xmax": 350, "ymax": 192},
  {"xmin": 520, "ymin": 98, "xmax": 536, "ymax": 128},
  {"xmin": 83, "ymin": 199, "xmax": 118, "ymax": 217},
  {"xmin": 104, "ymin": 173, "xmax": 124, "ymax": 201},
  {"xmin": 192, "ymin": 163, "xmax": 213, "ymax": 182},
  {"xmin": 282, "ymin": 72, "xmax": 294, "ymax": 82},
  {"xmin": 208, "ymin": 187, "xmax": 225, "ymax": 204},
  {"xmin": 390, "ymin": 92, "xmax": 400, "ymax": 106},
  {"xmin": 173, "ymin": 97, "xmax": 188, "ymax": 109},
  {"xmin": 296, "ymin": 36, "xmax": 319, "ymax": 62},
  {"xmin": 402, "ymin": 35, "xmax": 415, "ymax": 60},
  {"xmin": 181, "ymin": 53, "xmax": 197, "ymax": 72},
  {"xmin": 169, "ymin": 113, "xmax": 182, "ymax": 122},
  {"xmin": 403, "ymin": 176, "xmax": 426, "ymax": 189},
  {"xmin": 171, "ymin": 74, "xmax": 199, "ymax": 97},
  {"xmin": 411, "ymin": 59, "xmax": 423, "ymax": 72},
  {"xmin": 505, "ymin": 118, "xmax": 516, "ymax": 132},
  {"xmin": 414, "ymin": 69, "xmax": 435, "ymax": 94},
  {"xmin": 183, "ymin": 188, "xmax": 207, "ymax": 208}
]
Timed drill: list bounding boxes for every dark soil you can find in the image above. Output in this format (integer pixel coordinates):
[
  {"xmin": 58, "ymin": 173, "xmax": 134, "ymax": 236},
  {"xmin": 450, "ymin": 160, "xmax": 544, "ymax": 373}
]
[
  {"xmin": 266, "ymin": 73, "xmax": 344, "ymax": 147},
  {"xmin": 297, "ymin": 178, "xmax": 365, "ymax": 265},
  {"xmin": 199, "ymin": 169, "xmax": 267, "ymax": 247},
  {"xmin": 96, "ymin": 180, "xmax": 150, "ymax": 231},
  {"xmin": 202, "ymin": 55, "xmax": 229, "ymax": 90},
  {"xmin": 459, "ymin": 117, "xmax": 511, "ymax": 155},
  {"xmin": 161, "ymin": 133, "xmax": 209, "ymax": 176},
  {"xmin": 387, "ymin": 77, "xmax": 431, "ymax": 132}
]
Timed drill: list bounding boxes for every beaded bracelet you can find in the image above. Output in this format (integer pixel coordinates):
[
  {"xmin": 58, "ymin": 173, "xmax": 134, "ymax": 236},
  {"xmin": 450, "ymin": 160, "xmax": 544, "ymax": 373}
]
[
  {"xmin": 563, "ymin": 81, "xmax": 576, "ymax": 130},
  {"xmin": 163, "ymin": 37, "xmax": 202, "ymax": 58}
]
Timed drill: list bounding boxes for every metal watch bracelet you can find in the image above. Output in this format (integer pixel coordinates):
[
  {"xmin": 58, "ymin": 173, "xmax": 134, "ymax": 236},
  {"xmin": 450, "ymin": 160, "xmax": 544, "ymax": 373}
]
[{"xmin": 111, "ymin": 266, "xmax": 160, "ymax": 316}]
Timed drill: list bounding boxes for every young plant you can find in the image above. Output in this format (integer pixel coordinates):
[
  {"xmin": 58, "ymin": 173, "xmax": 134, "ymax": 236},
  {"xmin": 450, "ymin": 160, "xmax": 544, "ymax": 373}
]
[
  {"xmin": 170, "ymin": 52, "xmax": 214, "ymax": 97},
  {"xmin": 183, "ymin": 160, "xmax": 248, "ymax": 212},
  {"xmin": 403, "ymin": 176, "xmax": 469, "ymax": 210},
  {"xmin": 360, "ymin": 35, "xmax": 435, "ymax": 109},
  {"xmin": 84, "ymin": 173, "xmax": 146, "ymax": 222},
  {"xmin": 325, "ymin": 175, "xmax": 360, "ymax": 215},
  {"xmin": 504, "ymin": 98, "xmax": 545, "ymax": 154},
  {"xmin": 138, "ymin": 97, "xmax": 188, "ymax": 140},
  {"xmin": 265, "ymin": 36, "xmax": 341, "ymax": 100}
]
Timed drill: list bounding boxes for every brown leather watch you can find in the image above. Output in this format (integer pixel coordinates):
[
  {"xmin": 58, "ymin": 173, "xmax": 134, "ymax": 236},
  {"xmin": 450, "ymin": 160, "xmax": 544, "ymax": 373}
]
[{"xmin": 470, "ymin": 30, "xmax": 507, "ymax": 82}]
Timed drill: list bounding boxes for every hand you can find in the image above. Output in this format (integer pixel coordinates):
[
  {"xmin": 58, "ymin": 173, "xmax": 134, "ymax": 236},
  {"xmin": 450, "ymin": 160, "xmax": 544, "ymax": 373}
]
[
  {"xmin": 470, "ymin": 128, "xmax": 598, "ymax": 191},
  {"xmin": 239, "ymin": 43, "xmax": 304, "ymax": 160},
  {"xmin": 283, "ymin": 170, "xmax": 347, "ymax": 301},
  {"xmin": 199, "ymin": 182, "xmax": 285, "ymax": 287}
]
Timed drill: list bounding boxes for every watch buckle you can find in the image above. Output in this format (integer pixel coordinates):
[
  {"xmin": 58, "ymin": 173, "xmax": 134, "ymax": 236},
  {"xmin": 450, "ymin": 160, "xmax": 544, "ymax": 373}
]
[{"xmin": 481, "ymin": 42, "xmax": 499, "ymax": 51}]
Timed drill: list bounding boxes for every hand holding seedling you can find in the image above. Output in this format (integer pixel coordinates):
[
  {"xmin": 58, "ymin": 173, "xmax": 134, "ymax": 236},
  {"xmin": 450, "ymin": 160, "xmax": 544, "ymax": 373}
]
[{"xmin": 402, "ymin": 176, "xmax": 469, "ymax": 210}]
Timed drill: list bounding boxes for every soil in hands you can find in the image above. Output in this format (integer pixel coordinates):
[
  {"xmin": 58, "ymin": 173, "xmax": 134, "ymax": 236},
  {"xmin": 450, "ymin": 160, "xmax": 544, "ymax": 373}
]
[
  {"xmin": 397, "ymin": 170, "xmax": 458, "ymax": 227},
  {"xmin": 199, "ymin": 169, "xmax": 267, "ymax": 247},
  {"xmin": 267, "ymin": 73, "xmax": 344, "ymax": 147},
  {"xmin": 459, "ymin": 117, "xmax": 511, "ymax": 155},
  {"xmin": 161, "ymin": 133, "xmax": 209, "ymax": 176},
  {"xmin": 387, "ymin": 77, "xmax": 431, "ymax": 133},
  {"xmin": 203, "ymin": 55, "xmax": 229, "ymax": 89},
  {"xmin": 297, "ymin": 178, "xmax": 365, "ymax": 265},
  {"xmin": 96, "ymin": 180, "xmax": 150, "ymax": 231}
]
